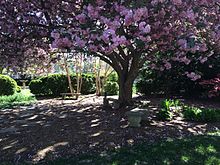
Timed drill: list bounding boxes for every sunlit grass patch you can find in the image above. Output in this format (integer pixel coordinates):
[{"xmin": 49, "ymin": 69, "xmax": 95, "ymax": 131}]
[{"xmin": 0, "ymin": 89, "xmax": 36, "ymax": 109}]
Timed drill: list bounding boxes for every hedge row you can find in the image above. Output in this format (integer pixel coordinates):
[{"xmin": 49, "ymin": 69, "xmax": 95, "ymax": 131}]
[
  {"xmin": 29, "ymin": 73, "xmax": 119, "ymax": 96},
  {"xmin": 29, "ymin": 74, "xmax": 96, "ymax": 96}
]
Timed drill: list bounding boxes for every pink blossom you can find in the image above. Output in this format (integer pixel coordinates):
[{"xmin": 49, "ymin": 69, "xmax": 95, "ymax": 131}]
[
  {"xmin": 120, "ymin": 8, "xmax": 130, "ymax": 16},
  {"xmin": 101, "ymin": 34, "xmax": 110, "ymax": 44},
  {"xmin": 151, "ymin": 0, "xmax": 159, "ymax": 6},
  {"xmin": 51, "ymin": 31, "xmax": 60, "ymax": 39},
  {"xmin": 172, "ymin": 0, "xmax": 182, "ymax": 5},
  {"xmin": 150, "ymin": 63, "xmax": 157, "ymax": 69},
  {"xmin": 186, "ymin": 72, "xmax": 201, "ymax": 81},
  {"xmin": 199, "ymin": 57, "xmax": 208, "ymax": 64},
  {"xmin": 87, "ymin": 4, "xmax": 99, "ymax": 19},
  {"xmin": 124, "ymin": 11, "xmax": 133, "ymax": 26},
  {"xmin": 199, "ymin": 43, "xmax": 208, "ymax": 52},
  {"xmin": 51, "ymin": 40, "xmax": 58, "ymax": 48},
  {"xmin": 139, "ymin": 22, "xmax": 151, "ymax": 34},
  {"xmin": 96, "ymin": 0, "xmax": 103, "ymax": 6},
  {"xmin": 112, "ymin": 36, "xmax": 127, "ymax": 45},
  {"xmin": 76, "ymin": 13, "xmax": 86, "ymax": 24},
  {"xmin": 104, "ymin": 29, "xmax": 116, "ymax": 36},
  {"xmin": 110, "ymin": 20, "xmax": 121, "ymax": 30},
  {"xmin": 186, "ymin": 9, "xmax": 196, "ymax": 21},
  {"xmin": 75, "ymin": 37, "xmax": 86, "ymax": 48},
  {"xmin": 139, "ymin": 22, "xmax": 146, "ymax": 30},
  {"xmin": 62, "ymin": 38, "xmax": 72, "ymax": 48},
  {"xmin": 51, "ymin": 36, "xmax": 72, "ymax": 49},
  {"xmin": 160, "ymin": 67, "xmax": 164, "ymax": 71},
  {"xmin": 133, "ymin": 8, "xmax": 148, "ymax": 21},
  {"xmin": 143, "ymin": 25, "xmax": 151, "ymax": 33},
  {"xmin": 177, "ymin": 39, "xmax": 187, "ymax": 49},
  {"xmin": 89, "ymin": 45, "xmax": 98, "ymax": 52},
  {"xmin": 200, "ymin": 75, "xmax": 220, "ymax": 97},
  {"xmin": 164, "ymin": 62, "xmax": 172, "ymax": 70},
  {"xmin": 181, "ymin": 57, "xmax": 191, "ymax": 65}
]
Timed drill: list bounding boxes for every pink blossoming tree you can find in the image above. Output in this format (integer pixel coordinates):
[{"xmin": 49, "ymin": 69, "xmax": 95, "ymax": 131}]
[{"xmin": 54, "ymin": 0, "xmax": 219, "ymax": 105}]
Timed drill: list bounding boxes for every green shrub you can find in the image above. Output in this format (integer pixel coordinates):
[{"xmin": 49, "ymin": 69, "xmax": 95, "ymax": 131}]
[
  {"xmin": 29, "ymin": 79, "xmax": 46, "ymax": 95},
  {"xmin": 104, "ymin": 81, "xmax": 119, "ymax": 95},
  {"xmin": 0, "ymin": 74, "xmax": 18, "ymax": 96},
  {"xmin": 157, "ymin": 99, "xmax": 181, "ymax": 121},
  {"xmin": 161, "ymin": 99, "xmax": 181, "ymax": 109},
  {"xmin": 182, "ymin": 106, "xmax": 202, "ymax": 121},
  {"xmin": 183, "ymin": 106, "xmax": 220, "ymax": 122},
  {"xmin": 39, "ymin": 76, "xmax": 52, "ymax": 95},
  {"xmin": 80, "ymin": 74, "xmax": 96, "ymax": 94},
  {"xmin": 16, "ymin": 86, "xmax": 22, "ymax": 93},
  {"xmin": 106, "ymin": 72, "xmax": 118, "ymax": 82},
  {"xmin": 157, "ymin": 108, "xmax": 173, "ymax": 121},
  {"xmin": 29, "ymin": 74, "xmax": 68, "ymax": 96},
  {"xmin": 136, "ymin": 53, "xmax": 220, "ymax": 97},
  {"xmin": 29, "ymin": 74, "xmax": 97, "ymax": 96},
  {"xmin": 46, "ymin": 74, "xmax": 68, "ymax": 96},
  {"xmin": 0, "ymin": 89, "xmax": 36, "ymax": 109}
]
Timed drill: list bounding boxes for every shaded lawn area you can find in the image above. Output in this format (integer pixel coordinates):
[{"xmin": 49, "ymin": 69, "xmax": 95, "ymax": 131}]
[
  {"xmin": 37, "ymin": 134, "xmax": 220, "ymax": 165},
  {"xmin": 0, "ymin": 96, "xmax": 219, "ymax": 164}
]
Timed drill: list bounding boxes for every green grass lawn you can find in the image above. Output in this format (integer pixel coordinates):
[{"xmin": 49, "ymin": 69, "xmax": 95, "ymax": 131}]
[
  {"xmin": 41, "ymin": 134, "xmax": 220, "ymax": 165},
  {"xmin": 0, "ymin": 89, "xmax": 36, "ymax": 109}
]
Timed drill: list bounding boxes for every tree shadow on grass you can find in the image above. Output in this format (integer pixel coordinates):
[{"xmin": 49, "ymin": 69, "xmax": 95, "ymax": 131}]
[{"xmin": 43, "ymin": 135, "xmax": 220, "ymax": 165}]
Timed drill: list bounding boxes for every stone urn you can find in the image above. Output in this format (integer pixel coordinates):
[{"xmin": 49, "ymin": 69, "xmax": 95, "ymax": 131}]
[{"xmin": 125, "ymin": 110, "xmax": 144, "ymax": 127}]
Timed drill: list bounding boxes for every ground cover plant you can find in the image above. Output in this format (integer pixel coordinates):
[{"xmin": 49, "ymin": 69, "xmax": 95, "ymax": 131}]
[
  {"xmin": 0, "ymin": 89, "xmax": 36, "ymax": 109},
  {"xmin": 157, "ymin": 99, "xmax": 182, "ymax": 121},
  {"xmin": 183, "ymin": 106, "xmax": 220, "ymax": 122},
  {"xmin": 157, "ymin": 99, "xmax": 220, "ymax": 122}
]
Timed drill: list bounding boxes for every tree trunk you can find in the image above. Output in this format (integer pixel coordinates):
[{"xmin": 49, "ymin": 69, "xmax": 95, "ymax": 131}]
[
  {"xmin": 0, "ymin": 67, "xmax": 3, "ymax": 74},
  {"xmin": 118, "ymin": 74, "xmax": 134, "ymax": 107}
]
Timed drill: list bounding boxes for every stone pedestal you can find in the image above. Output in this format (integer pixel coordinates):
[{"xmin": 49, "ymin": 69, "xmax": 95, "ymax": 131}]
[
  {"xmin": 20, "ymin": 80, "xmax": 28, "ymax": 89},
  {"xmin": 125, "ymin": 108, "xmax": 149, "ymax": 127}
]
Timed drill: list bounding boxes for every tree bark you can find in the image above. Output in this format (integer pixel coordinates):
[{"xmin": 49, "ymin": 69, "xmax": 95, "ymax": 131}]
[
  {"xmin": 118, "ymin": 74, "xmax": 135, "ymax": 107},
  {"xmin": 0, "ymin": 67, "xmax": 3, "ymax": 74}
]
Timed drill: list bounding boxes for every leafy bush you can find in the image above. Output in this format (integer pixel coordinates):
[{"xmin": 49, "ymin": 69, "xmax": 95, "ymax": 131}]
[
  {"xmin": 157, "ymin": 99, "xmax": 181, "ymax": 121},
  {"xmin": 104, "ymin": 81, "xmax": 119, "ymax": 95},
  {"xmin": 157, "ymin": 108, "xmax": 173, "ymax": 121},
  {"xmin": 0, "ymin": 89, "xmax": 36, "ymax": 109},
  {"xmin": 136, "ymin": 53, "xmax": 220, "ymax": 97},
  {"xmin": 29, "ymin": 74, "xmax": 96, "ymax": 96},
  {"xmin": 16, "ymin": 85, "xmax": 22, "ymax": 93},
  {"xmin": 183, "ymin": 106, "xmax": 220, "ymax": 122},
  {"xmin": 0, "ymin": 74, "xmax": 18, "ymax": 96},
  {"xmin": 80, "ymin": 74, "xmax": 96, "ymax": 94},
  {"xmin": 161, "ymin": 99, "xmax": 181, "ymax": 109},
  {"xmin": 29, "ymin": 79, "xmax": 44, "ymax": 95},
  {"xmin": 46, "ymin": 74, "xmax": 69, "ymax": 96},
  {"xmin": 106, "ymin": 72, "xmax": 118, "ymax": 82}
]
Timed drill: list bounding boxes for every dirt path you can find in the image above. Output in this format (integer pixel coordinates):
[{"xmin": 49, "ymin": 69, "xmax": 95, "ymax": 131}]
[{"xmin": 0, "ymin": 95, "xmax": 219, "ymax": 163}]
